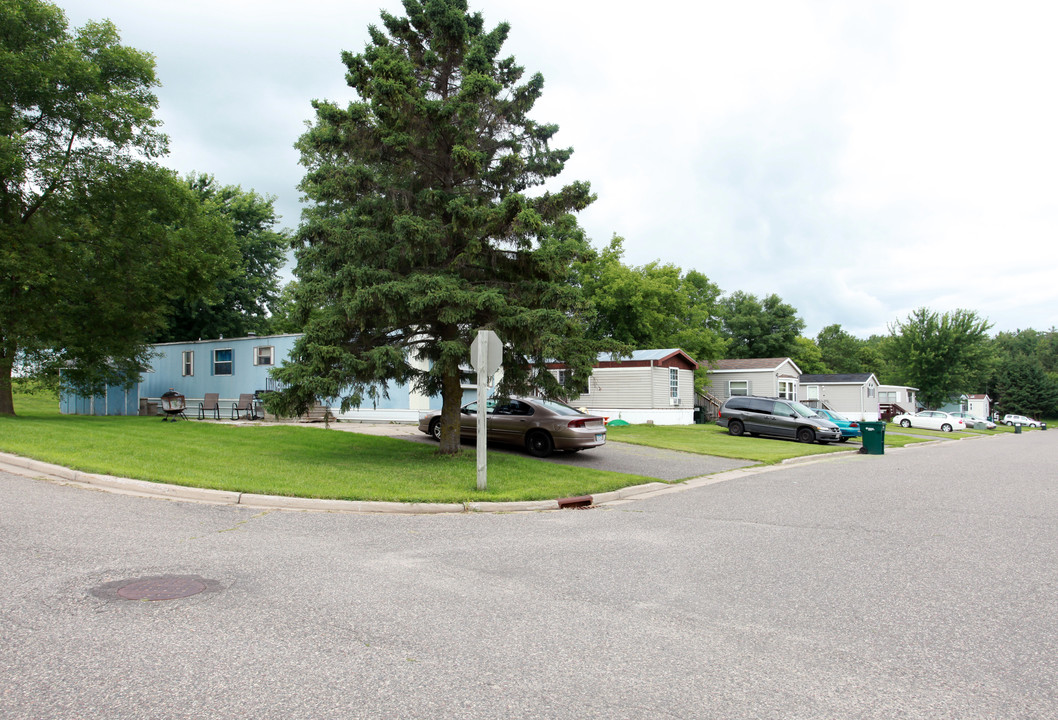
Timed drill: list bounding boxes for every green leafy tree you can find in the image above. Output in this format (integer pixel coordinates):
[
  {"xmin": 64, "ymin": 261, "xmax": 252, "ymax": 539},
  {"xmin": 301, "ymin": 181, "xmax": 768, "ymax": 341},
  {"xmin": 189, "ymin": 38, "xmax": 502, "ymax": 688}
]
[
  {"xmin": 263, "ymin": 281, "xmax": 304, "ymax": 335},
  {"xmin": 153, "ymin": 173, "xmax": 289, "ymax": 342},
  {"xmin": 579, "ymin": 236, "xmax": 726, "ymax": 366},
  {"xmin": 717, "ymin": 291, "xmax": 805, "ymax": 359},
  {"xmin": 816, "ymin": 324, "xmax": 865, "ymax": 374},
  {"xmin": 11, "ymin": 163, "xmax": 236, "ymax": 401},
  {"xmin": 271, "ymin": 0, "xmax": 599, "ymax": 454},
  {"xmin": 886, "ymin": 308, "xmax": 994, "ymax": 408},
  {"xmin": 0, "ymin": 1, "xmax": 232, "ymax": 414},
  {"xmin": 790, "ymin": 336, "xmax": 829, "ymax": 374}
]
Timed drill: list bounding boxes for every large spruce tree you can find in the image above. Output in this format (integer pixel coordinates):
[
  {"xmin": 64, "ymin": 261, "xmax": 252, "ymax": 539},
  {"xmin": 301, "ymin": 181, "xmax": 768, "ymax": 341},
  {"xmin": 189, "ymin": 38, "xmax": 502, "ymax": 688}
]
[{"xmin": 273, "ymin": 0, "xmax": 599, "ymax": 453}]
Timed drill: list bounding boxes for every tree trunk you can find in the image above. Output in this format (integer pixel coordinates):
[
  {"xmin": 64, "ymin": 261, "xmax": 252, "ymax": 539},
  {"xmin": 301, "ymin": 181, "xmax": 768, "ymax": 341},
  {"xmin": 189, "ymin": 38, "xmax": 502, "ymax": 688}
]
[
  {"xmin": 0, "ymin": 337, "xmax": 15, "ymax": 416},
  {"xmin": 436, "ymin": 365, "xmax": 464, "ymax": 455}
]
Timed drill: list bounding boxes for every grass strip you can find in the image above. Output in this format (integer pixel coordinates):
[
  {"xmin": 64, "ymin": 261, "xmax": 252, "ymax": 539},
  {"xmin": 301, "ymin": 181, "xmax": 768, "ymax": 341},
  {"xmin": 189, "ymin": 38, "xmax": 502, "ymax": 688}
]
[
  {"xmin": 606, "ymin": 423, "xmax": 853, "ymax": 463},
  {"xmin": 1, "ymin": 393, "xmax": 654, "ymax": 504}
]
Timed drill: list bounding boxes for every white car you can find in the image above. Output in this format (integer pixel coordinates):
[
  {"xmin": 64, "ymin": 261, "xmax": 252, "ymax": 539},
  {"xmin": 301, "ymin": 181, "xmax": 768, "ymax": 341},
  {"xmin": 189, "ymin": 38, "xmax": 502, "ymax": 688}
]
[
  {"xmin": 949, "ymin": 412, "xmax": 996, "ymax": 430},
  {"xmin": 1002, "ymin": 414, "xmax": 1040, "ymax": 427},
  {"xmin": 891, "ymin": 411, "xmax": 966, "ymax": 432}
]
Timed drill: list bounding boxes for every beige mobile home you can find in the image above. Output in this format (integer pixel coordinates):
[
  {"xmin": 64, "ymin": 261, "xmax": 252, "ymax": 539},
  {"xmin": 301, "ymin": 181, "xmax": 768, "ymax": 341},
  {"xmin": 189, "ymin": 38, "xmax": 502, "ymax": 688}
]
[
  {"xmin": 550, "ymin": 349, "xmax": 698, "ymax": 425},
  {"xmin": 799, "ymin": 373, "xmax": 882, "ymax": 421},
  {"xmin": 877, "ymin": 384, "xmax": 918, "ymax": 418},
  {"xmin": 703, "ymin": 357, "xmax": 804, "ymax": 405}
]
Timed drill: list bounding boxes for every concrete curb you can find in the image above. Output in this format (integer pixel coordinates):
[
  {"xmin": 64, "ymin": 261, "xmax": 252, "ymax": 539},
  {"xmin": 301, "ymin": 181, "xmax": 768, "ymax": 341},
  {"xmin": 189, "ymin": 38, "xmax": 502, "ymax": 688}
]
[
  {"xmin": 0, "ymin": 451, "xmax": 671, "ymax": 515},
  {"xmin": 1, "ymin": 438, "xmax": 917, "ymax": 514}
]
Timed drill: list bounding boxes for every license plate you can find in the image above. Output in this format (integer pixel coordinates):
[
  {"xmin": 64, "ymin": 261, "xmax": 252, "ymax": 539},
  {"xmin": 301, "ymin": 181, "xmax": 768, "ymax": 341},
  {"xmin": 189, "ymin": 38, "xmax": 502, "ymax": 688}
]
[{"xmin": 595, "ymin": 433, "xmax": 605, "ymax": 442}]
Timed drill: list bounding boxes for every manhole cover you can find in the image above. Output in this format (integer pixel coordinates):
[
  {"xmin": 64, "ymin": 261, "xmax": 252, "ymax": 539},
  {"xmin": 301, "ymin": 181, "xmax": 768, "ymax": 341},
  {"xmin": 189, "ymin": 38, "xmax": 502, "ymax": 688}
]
[{"xmin": 117, "ymin": 576, "xmax": 207, "ymax": 601}]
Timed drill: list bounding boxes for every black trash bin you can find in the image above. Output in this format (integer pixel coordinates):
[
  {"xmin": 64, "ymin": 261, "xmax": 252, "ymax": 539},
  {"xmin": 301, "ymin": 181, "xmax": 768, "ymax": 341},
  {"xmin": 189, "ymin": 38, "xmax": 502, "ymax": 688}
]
[{"xmin": 1014, "ymin": 423, "xmax": 1022, "ymax": 434}]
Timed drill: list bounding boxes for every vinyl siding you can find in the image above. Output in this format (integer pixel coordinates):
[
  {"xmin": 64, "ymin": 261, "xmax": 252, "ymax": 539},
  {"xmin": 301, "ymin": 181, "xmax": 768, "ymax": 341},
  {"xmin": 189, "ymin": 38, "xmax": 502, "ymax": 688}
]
[
  {"xmin": 799, "ymin": 381, "xmax": 882, "ymax": 420},
  {"xmin": 705, "ymin": 370, "xmax": 776, "ymax": 400},
  {"xmin": 564, "ymin": 366, "xmax": 693, "ymax": 409},
  {"xmin": 570, "ymin": 367, "xmax": 653, "ymax": 408}
]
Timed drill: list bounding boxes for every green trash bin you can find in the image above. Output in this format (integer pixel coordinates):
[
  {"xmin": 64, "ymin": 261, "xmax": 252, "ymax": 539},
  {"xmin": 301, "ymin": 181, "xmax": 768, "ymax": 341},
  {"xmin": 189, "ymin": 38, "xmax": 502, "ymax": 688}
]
[{"xmin": 860, "ymin": 421, "xmax": 886, "ymax": 455}]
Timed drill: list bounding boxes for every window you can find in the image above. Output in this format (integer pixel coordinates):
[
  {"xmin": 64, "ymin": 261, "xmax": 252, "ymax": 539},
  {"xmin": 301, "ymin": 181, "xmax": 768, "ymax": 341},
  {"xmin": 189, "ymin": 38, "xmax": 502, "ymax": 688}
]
[
  {"xmin": 213, "ymin": 348, "xmax": 233, "ymax": 376},
  {"xmin": 670, "ymin": 368, "xmax": 679, "ymax": 398},
  {"xmin": 805, "ymin": 385, "xmax": 819, "ymax": 401},
  {"xmin": 181, "ymin": 351, "xmax": 194, "ymax": 377},
  {"xmin": 556, "ymin": 368, "xmax": 589, "ymax": 396},
  {"xmin": 729, "ymin": 380, "xmax": 749, "ymax": 396},
  {"xmin": 254, "ymin": 345, "xmax": 274, "ymax": 366},
  {"xmin": 867, "ymin": 384, "xmax": 876, "ymax": 398},
  {"xmin": 495, "ymin": 400, "xmax": 534, "ymax": 416},
  {"xmin": 778, "ymin": 380, "xmax": 796, "ymax": 400},
  {"xmin": 880, "ymin": 391, "xmax": 896, "ymax": 403}
]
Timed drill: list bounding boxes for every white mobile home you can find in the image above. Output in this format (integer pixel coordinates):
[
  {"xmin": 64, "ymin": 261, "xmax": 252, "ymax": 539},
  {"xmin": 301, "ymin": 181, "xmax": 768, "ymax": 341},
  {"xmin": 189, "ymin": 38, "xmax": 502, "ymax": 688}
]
[{"xmin": 549, "ymin": 349, "xmax": 698, "ymax": 425}]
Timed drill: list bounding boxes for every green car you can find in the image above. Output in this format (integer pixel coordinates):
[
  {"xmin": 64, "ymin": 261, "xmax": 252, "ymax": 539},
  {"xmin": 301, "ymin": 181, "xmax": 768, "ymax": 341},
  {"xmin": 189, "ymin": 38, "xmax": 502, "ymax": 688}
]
[{"xmin": 812, "ymin": 408, "xmax": 860, "ymax": 442}]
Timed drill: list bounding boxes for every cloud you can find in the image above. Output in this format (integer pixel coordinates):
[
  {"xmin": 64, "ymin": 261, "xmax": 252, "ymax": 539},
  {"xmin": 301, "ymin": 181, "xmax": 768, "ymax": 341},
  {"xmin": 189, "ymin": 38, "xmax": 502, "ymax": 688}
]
[{"xmin": 59, "ymin": 0, "xmax": 1058, "ymax": 338}]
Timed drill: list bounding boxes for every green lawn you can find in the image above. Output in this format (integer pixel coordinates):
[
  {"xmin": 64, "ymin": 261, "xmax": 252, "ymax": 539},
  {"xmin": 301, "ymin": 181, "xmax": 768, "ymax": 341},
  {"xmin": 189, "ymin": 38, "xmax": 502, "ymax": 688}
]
[
  {"xmin": 608, "ymin": 423, "xmax": 841, "ymax": 462},
  {"xmin": 607, "ymin": 421, "xmax": 934, "ymax": 460},
  {"xmin": 0, "ymin": 392, "xmax": 655, "ymax": 504},
  {"xmin": 885, "ymin": 421, "xmax": 1026, "ymax": 438}
]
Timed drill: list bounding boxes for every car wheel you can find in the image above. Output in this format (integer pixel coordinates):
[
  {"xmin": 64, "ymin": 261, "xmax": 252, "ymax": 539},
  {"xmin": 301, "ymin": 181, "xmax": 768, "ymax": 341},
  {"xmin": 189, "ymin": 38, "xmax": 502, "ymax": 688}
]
[
  {"xmin": 797, "ymin": 427, "xmax": 815, "ymax": 443},
  {"xmin": 1006, "ymin": 421, "xmax": 1013, "ymax": 426},
  {"xmin": 1031, "ymin": 423, "xmax": 1038, "ymax": 428},
  {"xmin": 941, "ymin": 423, "xmax": 952, "ymax": 432},
  {"xmin": 526, "ymin": 431, "xmax": 554, "ymax": 458},
  {"xmin": 901, "ymin": 419, "xmax": 911, "ymax": 428},
  {"xmin": 728, "ymin": 420, "xmax": 744, "ymax": 437},
  {"xmin": 839, "ymin": 437, "xmax": 849, "ymax": 443},
  {"xmin": 429, "ymin": 418, "xmax": 442, "ymax": 441}
]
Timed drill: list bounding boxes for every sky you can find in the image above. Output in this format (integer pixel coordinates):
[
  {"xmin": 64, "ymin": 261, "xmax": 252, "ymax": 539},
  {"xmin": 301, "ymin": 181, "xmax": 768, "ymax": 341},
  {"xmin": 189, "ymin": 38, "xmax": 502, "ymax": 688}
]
[{"xmin": 59, "ymin": 0, "xmax": 1058, "ymax": 339}]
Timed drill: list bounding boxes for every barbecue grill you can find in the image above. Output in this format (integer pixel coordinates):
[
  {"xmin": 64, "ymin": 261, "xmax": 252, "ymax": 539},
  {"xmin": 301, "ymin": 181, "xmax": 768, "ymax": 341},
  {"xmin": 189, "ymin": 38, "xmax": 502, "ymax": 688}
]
[{"xmin": 159, "ymin": 389, "xmax": 188, "ymax": 421}]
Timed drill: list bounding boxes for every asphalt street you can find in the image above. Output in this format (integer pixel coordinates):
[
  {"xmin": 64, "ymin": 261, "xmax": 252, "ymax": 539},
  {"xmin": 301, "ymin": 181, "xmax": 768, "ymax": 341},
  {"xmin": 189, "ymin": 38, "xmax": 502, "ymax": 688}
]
[{"xmin": 2, "ymin": 432, "xmax": 1056, "ymax": 719}]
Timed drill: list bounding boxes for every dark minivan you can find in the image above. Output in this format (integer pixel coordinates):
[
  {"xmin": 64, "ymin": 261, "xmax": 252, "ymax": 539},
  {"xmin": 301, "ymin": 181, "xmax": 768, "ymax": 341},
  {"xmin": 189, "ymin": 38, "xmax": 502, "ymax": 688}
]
[{"xmin": 717, "ymin": 396, "xmax": 842, "ymax": 444}]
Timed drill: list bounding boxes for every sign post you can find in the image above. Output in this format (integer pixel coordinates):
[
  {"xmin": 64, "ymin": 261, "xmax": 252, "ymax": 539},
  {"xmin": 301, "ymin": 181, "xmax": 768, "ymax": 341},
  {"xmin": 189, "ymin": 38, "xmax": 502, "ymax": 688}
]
[{"xmin": 469, "ymin": 329, "xmax": 502, "ymax": 491}]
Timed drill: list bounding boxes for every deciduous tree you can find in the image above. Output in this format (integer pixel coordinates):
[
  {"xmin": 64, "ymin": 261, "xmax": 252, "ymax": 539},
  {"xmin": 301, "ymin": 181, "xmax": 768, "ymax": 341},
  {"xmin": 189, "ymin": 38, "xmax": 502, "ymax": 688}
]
[
  {"xmin": 887, "ymin": 308, "xmax": 993, "ymax": 408},
  {"xmin": 579, "ymin": 236, "xmax": 726, "ymax": 370},
  {"xmin": 0, "ymin": 1, "xmax": 232, "ymax": 414},
  {"xmin": 153, "ymin": 174, "xmax": 289, "ymax": 342},
  {"xmin": 717, "ymin": 291, "xmax": 805, "ymax": 359}
]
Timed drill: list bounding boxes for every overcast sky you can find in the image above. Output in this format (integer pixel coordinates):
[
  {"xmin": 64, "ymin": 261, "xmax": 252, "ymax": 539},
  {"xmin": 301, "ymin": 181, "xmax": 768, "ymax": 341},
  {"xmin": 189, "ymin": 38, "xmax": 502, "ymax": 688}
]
[{"xmin": 60, "ymin": 0, "xmax": 1058, "ymax": 339}]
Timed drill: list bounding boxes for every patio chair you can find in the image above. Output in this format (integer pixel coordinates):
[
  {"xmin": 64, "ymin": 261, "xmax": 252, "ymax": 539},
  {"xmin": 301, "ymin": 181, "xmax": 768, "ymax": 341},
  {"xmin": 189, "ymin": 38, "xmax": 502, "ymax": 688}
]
[
  {"xmin": 198, "ymin": 393, "xmax": 220, "ymax": 420},
  {"xmin": 231, "ymin": 393, "xmax": 261, "ymax": 420}
]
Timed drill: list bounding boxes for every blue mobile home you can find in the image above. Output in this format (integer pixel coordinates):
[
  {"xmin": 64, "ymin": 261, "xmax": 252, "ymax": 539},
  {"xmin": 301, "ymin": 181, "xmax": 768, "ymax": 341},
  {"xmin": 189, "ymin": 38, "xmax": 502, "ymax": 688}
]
[
  {"xmin": 62, "ymin": 334, "xmax": 696, "ymax": 424},
  {"xmin": 60, "ymin": 333, "xmax": 441, "ymax": 421}
]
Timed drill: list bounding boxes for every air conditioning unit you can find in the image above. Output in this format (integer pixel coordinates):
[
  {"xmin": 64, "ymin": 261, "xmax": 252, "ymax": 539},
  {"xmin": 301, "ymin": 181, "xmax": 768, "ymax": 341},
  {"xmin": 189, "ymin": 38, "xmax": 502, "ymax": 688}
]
[{"xmin": 670, "ymin": 397, "xmax": 680, "ymax": 406}]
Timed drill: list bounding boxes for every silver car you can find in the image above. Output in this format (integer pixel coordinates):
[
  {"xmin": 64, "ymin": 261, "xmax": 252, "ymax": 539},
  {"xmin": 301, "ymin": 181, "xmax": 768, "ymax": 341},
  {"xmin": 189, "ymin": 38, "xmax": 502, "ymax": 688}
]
[
  {"xmin": 949, "ymin": 412, "xmax": 996, "ymax": 429},
  {"xmin": 418, "ymin": 396, "xmax": 606, "ymax": 457}
]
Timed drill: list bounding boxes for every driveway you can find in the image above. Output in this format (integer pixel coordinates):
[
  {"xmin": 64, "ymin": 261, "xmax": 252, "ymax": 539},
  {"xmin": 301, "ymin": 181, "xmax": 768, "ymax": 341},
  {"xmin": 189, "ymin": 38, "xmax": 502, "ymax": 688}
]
[
  {"xmin": 332, "ymin": 421, "xmax": 757, "ymax": 480},
  {"xmin": 3, "ymin": 432, "xmax": 1056, "ymax": 718}
]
